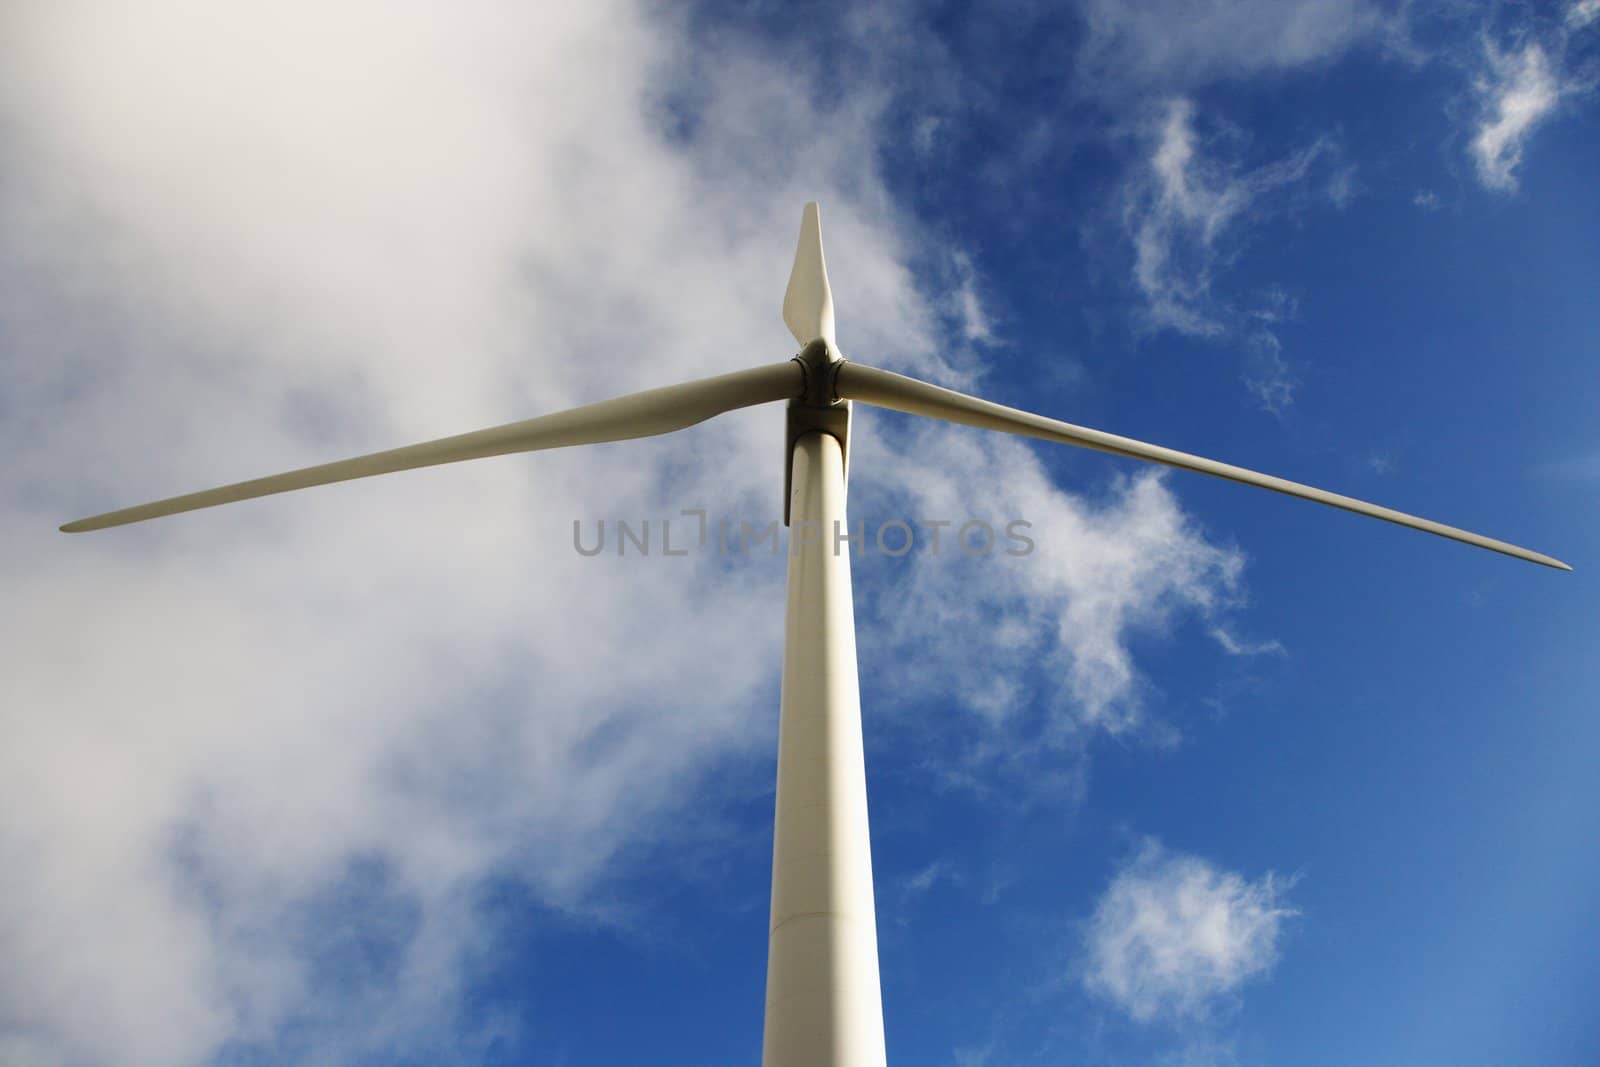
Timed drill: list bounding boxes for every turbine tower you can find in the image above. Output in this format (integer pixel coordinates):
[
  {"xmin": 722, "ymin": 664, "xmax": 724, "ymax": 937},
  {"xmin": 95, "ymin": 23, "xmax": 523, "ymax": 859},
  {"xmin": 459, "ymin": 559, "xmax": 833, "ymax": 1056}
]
[{"xmin": 62, "ymin": 203, "xmax": 1570, "ymax": 1066}]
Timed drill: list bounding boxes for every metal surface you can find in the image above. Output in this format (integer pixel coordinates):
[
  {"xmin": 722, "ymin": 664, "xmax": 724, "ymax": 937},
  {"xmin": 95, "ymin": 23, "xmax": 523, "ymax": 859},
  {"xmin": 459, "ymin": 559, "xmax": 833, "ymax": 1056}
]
[
  {"xmin": 836, "ymin": 360, "xmax": 1571, "ymax": 571},
  {"xmin": 764, "ymin": 430, "xmax": 886, "ymax": 1067},
  {"xmin": 783, "ymin": 338, "xmax": 851, "ymax": 525},
  {"xmin": 61, "ymin": 361, "xmax": 803, "ymax": 533},
  {"xmin": 782, "ymin": 202, "xmax": 836, "ymax": 347}
]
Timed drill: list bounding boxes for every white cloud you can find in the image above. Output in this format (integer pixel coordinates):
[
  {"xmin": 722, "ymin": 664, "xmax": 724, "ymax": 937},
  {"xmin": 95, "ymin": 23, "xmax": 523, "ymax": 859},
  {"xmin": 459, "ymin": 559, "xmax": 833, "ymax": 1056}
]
[
  {"xmin": 1470, "ymin": 41, "xmax": 1562, "ymax": 192},
  {"xmin": 1325, "ymin": 163, "xmax": 1359, "ymax": 209},
  {"xmin": 912, "ymin": 114, "xmax": 945, "ymax": 155},
  {"xmin": 1129, "ymin": 100, "xmax": 1327, "ymax": 338},
  {"xmin": 1539, "ymin": 450, "xmax": 1600, "ymax": 481},
  {"xmin": 890, "ymin": 858, "xmax": 961, "ymax": 928},
  {"xmin": 1083, "ymin": 840, "xmax": 1296, "ymax": 1022},
  {"xmin": 1123, "ymin": 99, "xmax": 1325, "ymax": 410},
  {"xmin": 1130, "ymin": 100, "xmax": 1239, "ymax": 338},
  {"xmin": 0, "ymin": 5, "xmax": 869, "ymax": 1063},
  {"xmin": 1077, "ymin": 0, "xmax": 1388, "ymax": 89},
  {"xmin": 949, "ymin": 250, "xmax": 996, "ymax": 344},
  {"xmin": 953, "ymin": 1042, "xmax": 997, "ymax": 1067},
  {"xmin": 0, "ymin": 3, "xmax": 1264, "ymax": 1063},
  {"xmin": 1241, "ymin": 333, "xmax": 1298, "ymax": 416},
  {"xmin": 855, "ymin": 426, "xmax": 1246, "ymax": 749},
  {"xmin": 1139, "ymin": 105, "xmax": 1227, "ymax": 333},
  {"xmin": 1209, "ymin": 627, "xmax": 1286, "ymax": 657},
  {"xmin": 904, "ymin": 858, "xmax": 958, "ymax": 896},
  {"xmin": 1568, "ymin": 0, "xmax": 1600, "ymax": 30},
  {"xmin": 1412, "ymin": 189, "xmax": 1442, "ymax": 211}
]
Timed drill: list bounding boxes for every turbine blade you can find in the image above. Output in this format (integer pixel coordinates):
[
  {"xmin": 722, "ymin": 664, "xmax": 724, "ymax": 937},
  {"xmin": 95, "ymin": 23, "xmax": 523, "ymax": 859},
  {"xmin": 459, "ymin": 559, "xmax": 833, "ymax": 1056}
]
[
  {"xmin": 62, "ymin": 361, "xmax": 803, "ymax": 533},
  {"xmin": 782, "ymin": 201, "xmax": 836, "ymax": 346},
  {"xmin": 835, "ymin": 362, "xmax": 1570, "ymax": 571}
]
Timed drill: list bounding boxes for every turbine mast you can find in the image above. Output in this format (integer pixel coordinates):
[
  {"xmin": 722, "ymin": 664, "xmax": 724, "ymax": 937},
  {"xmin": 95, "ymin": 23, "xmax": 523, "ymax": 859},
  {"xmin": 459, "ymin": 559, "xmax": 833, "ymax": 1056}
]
[{"xmin": 764, "ymin": 429, "xmax": 886, "ymax": 1067}]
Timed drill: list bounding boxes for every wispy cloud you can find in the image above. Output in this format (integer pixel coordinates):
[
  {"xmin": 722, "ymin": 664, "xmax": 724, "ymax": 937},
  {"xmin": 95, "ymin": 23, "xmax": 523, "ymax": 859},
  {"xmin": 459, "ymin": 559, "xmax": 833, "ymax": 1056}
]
[
  {"xmin": 1568, "ymin": 0, "xmax": 1600, "ymax": 30},
  {"xmin": 1470, "ymin": 40, "xmax": 1563, "ymax": 192},
  {"xmin": 1123, "ymin": 98, "xmax": 1329, "ymax": 411},
  {"xmin": 1241, "ymin": 333, "xmax": 1299, "ymax": 417},
  {"xmin": 1129, "ymin": 99, "xmax": 1247, "ymax": 338},
  {"xmin": 904, "ymin": 857, "xmax": 959, "ymax": 896},
  {"xmin": 953, "ymin": 1041, "xmax": 997, "ymax": 1067},
  {"xmin": 948, "ymin": 250, "xmax": 996, "ymax": 344},
  {"xmin": 892, "ymin": 857, "xmax": 960, "ymax": 926},
  {"xmin": 1130, "ymin": 100, "xmax": 1324, "ymax": 337},
  {"xmin": 1077, "ymin": 0, "xmax": 1389, "ymax": 90},
  {"xmin": 1538, "ymin": 449, "xmax": 1600, "ymax": 481},
  {"xmin": 1082, "ymin": 839, "xmax": 1296, "ymax": 1023},
  {"xmin": 1209, "ymin": 627, "xmax": 1286, "ymax": 657}
]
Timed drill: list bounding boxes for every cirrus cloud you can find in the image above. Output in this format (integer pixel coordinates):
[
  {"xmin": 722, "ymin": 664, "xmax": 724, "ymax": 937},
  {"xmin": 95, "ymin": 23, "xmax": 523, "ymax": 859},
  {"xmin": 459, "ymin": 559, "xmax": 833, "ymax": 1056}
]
[{"xmin": 1470, "ymin": 40, "xmax": 1564, "ymax": 192}]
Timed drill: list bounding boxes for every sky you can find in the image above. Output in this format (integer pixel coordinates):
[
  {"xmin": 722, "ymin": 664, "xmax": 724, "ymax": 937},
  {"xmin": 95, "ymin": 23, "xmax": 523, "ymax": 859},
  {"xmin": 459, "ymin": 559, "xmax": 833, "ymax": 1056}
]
[{"xmin": 0, "ymin": 1, "xmax": 1596, "ymax": 1065}]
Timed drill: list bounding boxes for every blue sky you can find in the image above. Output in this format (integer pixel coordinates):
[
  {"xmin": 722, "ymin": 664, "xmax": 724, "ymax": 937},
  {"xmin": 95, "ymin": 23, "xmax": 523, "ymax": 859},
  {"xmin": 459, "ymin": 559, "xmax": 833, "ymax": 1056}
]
[{"xmin": 1, "ymin": 2, "xmax": 1596, "ymax": 1065}]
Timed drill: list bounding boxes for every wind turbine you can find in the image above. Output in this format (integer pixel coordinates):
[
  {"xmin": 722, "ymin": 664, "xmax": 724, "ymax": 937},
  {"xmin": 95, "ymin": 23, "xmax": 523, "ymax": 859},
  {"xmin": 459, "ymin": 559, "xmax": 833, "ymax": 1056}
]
[{"xmin": 62, "ymin": 203, "xmax": 1570, "ymax": 1066}]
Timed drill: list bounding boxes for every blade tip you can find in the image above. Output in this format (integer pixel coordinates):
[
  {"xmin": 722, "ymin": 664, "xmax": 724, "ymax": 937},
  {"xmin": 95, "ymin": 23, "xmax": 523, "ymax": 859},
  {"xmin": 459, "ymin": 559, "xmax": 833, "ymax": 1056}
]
[
  {"xmin": 61, "ymin": 515, "xmax": 116, "ymax": 533},
  {"xmin": 1523, "ymin": 548, "xmax": 1573, "ymax": 571}
]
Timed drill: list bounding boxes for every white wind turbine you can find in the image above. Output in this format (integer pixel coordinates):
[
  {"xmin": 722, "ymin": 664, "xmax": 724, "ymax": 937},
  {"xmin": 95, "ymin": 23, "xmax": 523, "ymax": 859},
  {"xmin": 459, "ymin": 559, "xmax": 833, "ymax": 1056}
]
[{"xmin": 63, "ymin": 203, "xmax": 1570, "ymax": 1066}]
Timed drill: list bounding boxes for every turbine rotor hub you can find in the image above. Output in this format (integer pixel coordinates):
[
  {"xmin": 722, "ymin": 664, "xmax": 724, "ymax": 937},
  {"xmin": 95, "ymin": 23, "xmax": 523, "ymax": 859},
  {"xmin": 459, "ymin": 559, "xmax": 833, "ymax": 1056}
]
[
  {"xmin": 784, "ymin": 340, "xmax": 851, "ymax": 525},
  {"xmin": 792, "ymin": 338, "xmax": 843, "ymax": 407}
]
